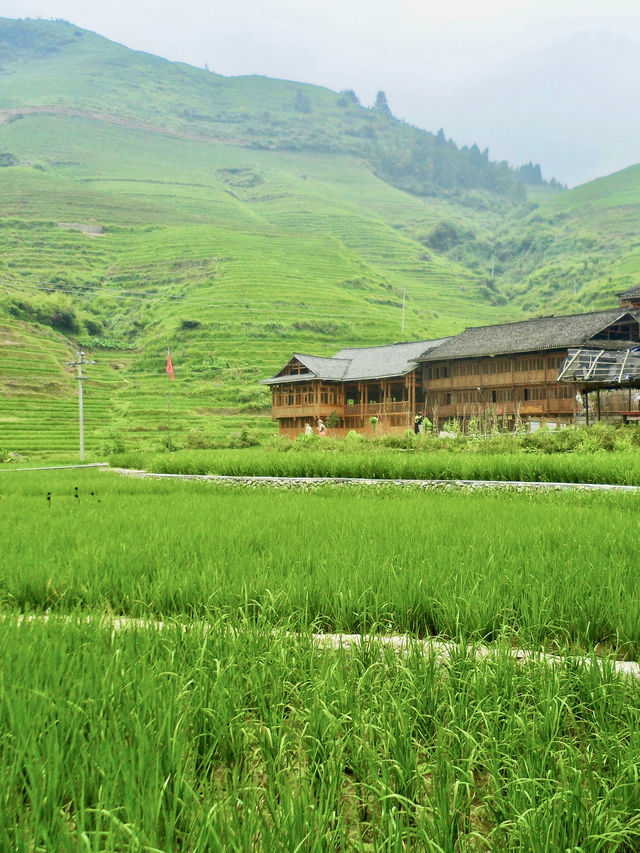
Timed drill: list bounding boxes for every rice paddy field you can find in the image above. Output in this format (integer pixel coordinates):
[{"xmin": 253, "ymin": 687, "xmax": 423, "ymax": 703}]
[
  {"xmin": 112, "ymin": 443, "xmax": 640, "ymax": 486},
  {"xmin": 1, "ymin": 466, "xmax": 640, "ymax": 849}
]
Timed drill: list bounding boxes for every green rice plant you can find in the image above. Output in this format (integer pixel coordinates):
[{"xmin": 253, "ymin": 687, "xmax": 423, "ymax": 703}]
[
  {"xmin": 0, "ymin": 616, "xmax": 640, "ymax": 851},
  {"xmin": 1, "ymin": 469, "xmax": 640, "ymax": 655},
  {"xmin": 112, "ymin": 444, "xmax": 640, "ymax": 485}
]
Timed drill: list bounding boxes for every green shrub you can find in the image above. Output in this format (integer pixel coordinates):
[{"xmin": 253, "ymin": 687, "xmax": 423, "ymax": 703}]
[
  {"xmin": 100, "ymin": 431, "xmax": 126, "ymax": 456},
  {"xmin": 186, "ymin": 430, "xmax": 214, "ymax": 450}
]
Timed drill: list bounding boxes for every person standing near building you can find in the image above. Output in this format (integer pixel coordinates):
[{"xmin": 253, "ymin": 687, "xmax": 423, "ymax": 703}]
[
  {"xmin": 414, "ymin": 413, "xmax": 424, "ymax": 434},
  {"xmin": 317, "ymin": 419, "xmax": 327, "ymax": 436},
  {"xmin": 304, "ymin": 422, "xmax": 313, "ymax": 436}
]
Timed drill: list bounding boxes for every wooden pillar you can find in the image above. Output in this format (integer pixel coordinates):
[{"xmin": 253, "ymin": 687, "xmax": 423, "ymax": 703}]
[
  {"xmin": 383, "ymin": 379, "xmax": 388, "ymax": 403},
  {"xmin": 585, "ymin": 391, "xmax": 589, "ymax": 426},
  {"xmin": 597, "ymin": 388, "xmax": 601, "ymax": 422},
  {"xmin": 404, "ymin": 375, "xmax": 409, "ymax": 427}
]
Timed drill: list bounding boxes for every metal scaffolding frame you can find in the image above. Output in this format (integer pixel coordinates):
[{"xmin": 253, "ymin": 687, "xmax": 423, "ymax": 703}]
[
  {"xmin": 558, "ymin": 347, "xmax": 640, "ymax": 388},
  {"xmin": 557, "ymin": 347, "xmax": 640, "ymax": 424}
]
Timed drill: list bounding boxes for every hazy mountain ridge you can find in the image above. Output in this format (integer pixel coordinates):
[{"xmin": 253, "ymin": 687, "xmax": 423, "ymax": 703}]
[{"xmin": 0, "ymin": 17, "xmax": 545, "ymax": 202}]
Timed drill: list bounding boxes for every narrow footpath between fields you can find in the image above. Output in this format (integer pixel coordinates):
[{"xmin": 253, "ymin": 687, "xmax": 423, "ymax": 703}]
[
  {"xmin": 3, "ymin": 613, "xmax": 639, "ymax": 680},
  {"xmin": 107, "ymin": 467, "xmax": 640, "ymax": 492}
]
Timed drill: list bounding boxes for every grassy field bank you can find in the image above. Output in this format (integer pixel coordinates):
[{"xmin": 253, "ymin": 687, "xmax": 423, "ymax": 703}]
[
  {"xmin": 1, "ymin": 617, "xmax": 640, "ymax": 851},
  {"xmin": 2, "ymin": 469, "xmax": 639, "ymax": 655}
]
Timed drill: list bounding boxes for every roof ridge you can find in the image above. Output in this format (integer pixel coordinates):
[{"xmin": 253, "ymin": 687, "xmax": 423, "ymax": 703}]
[
  {"xmin": 294, "ymin": 352, "xmax": 350, "ymax": 361},
  {"xmin": 335, "ymin": 338, "xmax": 443, "ymax": 353},
  {"xmin": 460, "ymin": 307, "xmax": 627, "ymax": 334}
]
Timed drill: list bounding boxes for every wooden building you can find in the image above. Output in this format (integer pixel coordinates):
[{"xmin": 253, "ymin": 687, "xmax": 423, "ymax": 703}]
[
  {"xmin": 417, "ymin": 308, "xmax": 640, "ymax": 428},
  {"xmin": 261, "ymin": 339, "xmax": 446, "ymax": 438},
  {"xmin": 263, "ymin": 304, "xmax": 640, "ymax": 436},
  {"xmin": 617, "ymin": 285, "xmax": 640, "ymax": 310}
]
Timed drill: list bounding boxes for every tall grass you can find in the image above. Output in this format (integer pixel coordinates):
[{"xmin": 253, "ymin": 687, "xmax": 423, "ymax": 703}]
[
  {"xmin": 1, "ymin": 615, "xmax": 639, "ymax": 851},
  {"xmin": 2, "ymin": 470, "xmax": 640, "ymax": 655},
  {"xmin": 113, "ymin": 443, "xmax": 640, "ymax": 485}
]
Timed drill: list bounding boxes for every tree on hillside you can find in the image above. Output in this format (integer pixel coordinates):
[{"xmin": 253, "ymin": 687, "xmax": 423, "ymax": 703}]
[
  {"xmin": 515, "ymin": 162, "xmax": 543, "ymax": 185},
  {"xmin": 374, "ymin": 91, "xmax": 391, "ymax": 115},
  {"xmin": 293, "ymin": 91, "xmax": 312, "ymax": 113},
  {"xmin": 339, "ymin": 89, "xmax": 360, "ymax": 105}
]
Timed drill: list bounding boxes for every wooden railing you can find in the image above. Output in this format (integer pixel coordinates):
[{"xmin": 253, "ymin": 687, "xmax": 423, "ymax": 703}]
[
  {"xmin": 272, "ymin": 401, "xmax": 412, "ymax": 420},
  {"xmin": 430, "ymin": 398, "xmax": 577, "ymax": 419},
  {"xmin": 347, "ymin": 402, "xmax": 411, "ymax": 416}
]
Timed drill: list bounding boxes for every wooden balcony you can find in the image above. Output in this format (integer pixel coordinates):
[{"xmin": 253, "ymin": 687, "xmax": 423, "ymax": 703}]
[
  {"xmin": 427, "ymin": 370, "xmax": 556, "ymax": 390},
  {"xmin": 430, "ymin": 398, "xmax": 577, "ymax": 420},
  {"xmin": 273, "ymin": 401, "xmax": 412, "ymax": 421},
  {"xmin": 349, "ymin": 402, "xmax": 411, "ymax": 416},
  {"xmin": 272, "ymin": 403, "xmax": 342, "ymax": 420}
]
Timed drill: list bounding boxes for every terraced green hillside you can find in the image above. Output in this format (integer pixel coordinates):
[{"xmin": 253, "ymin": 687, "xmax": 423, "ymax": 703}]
[
  {"xmin": 0, "ymin": 17, "xmax": 638, "ymax": 456},
  {"xmin": 435, "ymin": 165, "xmax": 640, "ymax": 315},
  {"xmin": 0, "ymin": 115, "xmax": 511, "ymax": 453}
]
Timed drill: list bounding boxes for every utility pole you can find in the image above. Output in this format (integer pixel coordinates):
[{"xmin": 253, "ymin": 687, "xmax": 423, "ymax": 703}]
[
  {"xmin": 66, "ymin": 351, "xmax": 95, "ymax": 460},
  {"xmin": 401, "ymin": 289, "xmax": 406, "ymax": 335}
]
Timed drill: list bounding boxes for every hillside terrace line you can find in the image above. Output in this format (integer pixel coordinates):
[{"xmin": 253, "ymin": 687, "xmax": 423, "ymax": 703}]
[{"xmin": 262, "ymin": 287, "xmax": 640, "ymax": 437}]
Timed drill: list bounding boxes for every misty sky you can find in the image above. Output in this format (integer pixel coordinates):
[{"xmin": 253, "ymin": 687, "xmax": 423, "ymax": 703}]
[{"xmin": 4, "ymin": 0, "xmax": 640, "ymax": 186}]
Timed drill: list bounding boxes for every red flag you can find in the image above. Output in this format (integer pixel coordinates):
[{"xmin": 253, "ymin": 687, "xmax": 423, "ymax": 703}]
[{"xmin": 166, "ymin": 349, "xmax": 174, "ymax": 381}]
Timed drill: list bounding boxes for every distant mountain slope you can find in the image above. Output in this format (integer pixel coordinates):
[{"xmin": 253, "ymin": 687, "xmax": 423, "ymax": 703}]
[
  {"xmin": 0, "ymin": 17, "xmax": 531, "ymax": 201},
  {"xmin": 412, "ymin": 164, "xmax": 640, "ymax": 318}
]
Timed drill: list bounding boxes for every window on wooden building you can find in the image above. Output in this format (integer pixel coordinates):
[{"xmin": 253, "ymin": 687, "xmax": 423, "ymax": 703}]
[{"xmin": 550, "ymin": 385, "xmax": 574, "ymax": 399}]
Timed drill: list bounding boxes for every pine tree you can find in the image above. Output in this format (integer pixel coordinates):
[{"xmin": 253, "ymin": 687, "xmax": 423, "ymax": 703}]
[{"xmin": 374, "ymin": 90, "xmax": 391, "ymax": 115}]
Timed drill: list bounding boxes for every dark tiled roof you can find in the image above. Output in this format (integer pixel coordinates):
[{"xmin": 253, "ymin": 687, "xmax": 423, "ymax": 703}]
[
  {"xmin": 261, "ymin": 353, "xmax": 349, "ymax": 385},
  {"xmin": 418, "ymin": 310, "xmax": 636, "ymax": 362},
  {"xmin": 618, "ymin": 285, "xmax": 640, "ymax": 300},
  {"xmin": 335, "ymin": 339, "xmax": 447, "ymax": 381},
  {"xmin": 262, "ymin": 339, "xmax": 447, "ymax": 385},
  {"xmin": 291, "ymin": 354, "xmax": 350, "ymax": 380}
]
